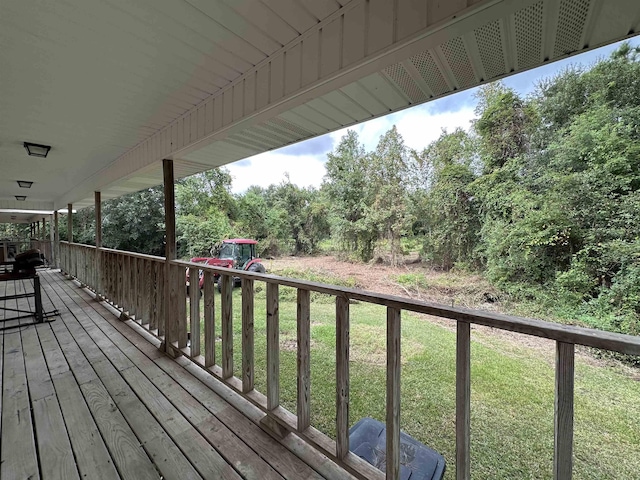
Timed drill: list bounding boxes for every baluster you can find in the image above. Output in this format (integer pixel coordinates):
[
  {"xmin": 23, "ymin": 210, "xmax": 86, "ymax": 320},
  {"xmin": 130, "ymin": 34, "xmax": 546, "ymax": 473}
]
[
  {"xmin": 221, "ymin": 274, "xmax": 233, "ymax": 378},
  {"xmin": 336, "ymin": 296, "xmax": 350, "ymax": 459},
  {"xmin": 204, "ymin": 271, "xmax": 215, "ymax": 368},
  {"xmin": 386, "ymin": 307, "xmax": 401, "ymax": 480},
  {"xmin": 297, "ymin": 289, "xmax": 311, "ymax": 432},
  {"xmin": 176, "ymin": 264, "xmax": 187, "ymax": 349},
  {"xmin": 456, "ymin": 322, "xmax": 471, "ymax": 480},
  {"xmin": 266, "ymin": 282, "xmax": 280, "ymax": 410},
  {"xmin": 554, "ymin": 342, "xmax": 575, "ymax": 480},
  {"xmin": 189, "ymin": 266, "xmax": 201, "ymax": 357},
  {"xmin": 242, "ymin": 277, "xmax": 254, "ymax": 393}
]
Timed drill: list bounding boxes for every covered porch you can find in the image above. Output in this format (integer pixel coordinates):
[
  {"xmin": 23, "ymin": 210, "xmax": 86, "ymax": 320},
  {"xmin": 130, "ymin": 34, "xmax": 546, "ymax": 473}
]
[{"xmin": 1, "ymin": 268, "xmax": 340, "ymax": 480}]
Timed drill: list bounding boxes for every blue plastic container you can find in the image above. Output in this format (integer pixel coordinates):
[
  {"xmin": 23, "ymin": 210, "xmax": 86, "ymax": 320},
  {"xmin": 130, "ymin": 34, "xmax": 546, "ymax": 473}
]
[{"xmin": 349, "ymin": 417, "xmax": 446, "ymax": 480}]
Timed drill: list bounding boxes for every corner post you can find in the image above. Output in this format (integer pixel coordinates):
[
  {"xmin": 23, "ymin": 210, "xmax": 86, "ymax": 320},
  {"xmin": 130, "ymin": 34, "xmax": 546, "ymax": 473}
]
[
  {"xmin": 54, "ymin": 212, "xmax": 59, "ymax": 269},
  {"xmin": 95, "ymin": 191, "xmax": 103, "ymax": 300},
  {"xmin": 67, "ymin": 203, "xmax": 73, "ymax": 243},
  {"xmin": 163, "ymin": 159, "xmax": 176, "ymax": 354}
]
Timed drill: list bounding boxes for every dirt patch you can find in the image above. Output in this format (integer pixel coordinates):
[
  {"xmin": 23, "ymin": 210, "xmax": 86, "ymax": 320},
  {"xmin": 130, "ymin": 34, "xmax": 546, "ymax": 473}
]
[{"xmin": 265, "ymin": 254, "xmax": 637, "ymax": 375}]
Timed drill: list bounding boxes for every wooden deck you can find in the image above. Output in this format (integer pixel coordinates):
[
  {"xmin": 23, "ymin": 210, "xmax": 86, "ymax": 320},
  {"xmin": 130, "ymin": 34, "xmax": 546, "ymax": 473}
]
[{"xmin": 0, "ymin": 269, "xmax": 339, "ymax": 480}]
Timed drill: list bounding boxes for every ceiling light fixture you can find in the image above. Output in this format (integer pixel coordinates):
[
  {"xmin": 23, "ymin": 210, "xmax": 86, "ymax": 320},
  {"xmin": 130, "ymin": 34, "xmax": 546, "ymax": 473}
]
[
  {"xmin": 15, "ymin": 195, "xmax": 27, "ymax": 201},
  {"xmin": 23, "ymin": 142, "xmax": 51, "ymax": 158},
  {"xmin": 17, "ymin": 180, "xmax": 33, "ymax": 188}
]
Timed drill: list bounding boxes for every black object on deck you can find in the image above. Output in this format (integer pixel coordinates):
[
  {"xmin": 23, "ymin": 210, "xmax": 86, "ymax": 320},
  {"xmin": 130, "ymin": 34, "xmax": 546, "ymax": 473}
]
[{"xmin": 349, "ymin": 417, "xmax": 446, "ymax": 480}]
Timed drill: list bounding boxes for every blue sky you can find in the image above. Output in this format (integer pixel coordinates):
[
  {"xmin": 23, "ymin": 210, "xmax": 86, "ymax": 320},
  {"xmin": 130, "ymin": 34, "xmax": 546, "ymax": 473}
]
[{"xmin": 227, "ymin": 39, "xmax": 639, "ymax": 193}]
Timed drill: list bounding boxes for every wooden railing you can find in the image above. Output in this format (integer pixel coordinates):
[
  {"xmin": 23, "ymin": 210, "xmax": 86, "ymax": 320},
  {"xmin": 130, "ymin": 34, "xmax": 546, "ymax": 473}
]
[
  {"xmin": 57, "ymin": 242, "xmax": 640, "ymax": 480},
  {"xmin": 59, "ymin": 242, "xmax": 165, "ymax": 337}
]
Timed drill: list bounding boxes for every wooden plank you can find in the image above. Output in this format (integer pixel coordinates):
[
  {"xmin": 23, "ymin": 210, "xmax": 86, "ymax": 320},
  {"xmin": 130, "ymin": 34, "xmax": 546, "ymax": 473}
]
[
  {"xmin": 242, "ymin": 278, "xmax": 254, "ymax": 393},
  {"xmin": 157, "ymin": 263, "xmax": 165, "ymax": 337},
  {"xmin": 21, "ymin": 323, "xmax": 55, "ymax": 401},
  {"xmin": 336, "ymin": 296, "xmax": 350, "ymax": 460},
  {"xmin": 554, "ymin": 342, "xmax": 575, "ymax": 480},
  {"xmin": 80, "ymin": 379, "xmax": 160, "ymax": 480},
  {"xmin": 137, "ymin": 256, "xmax": 144, "ymax": 322},
  {"xmin": 297, "ymin": 288, "xmax": 311, "ymax": 431},
  {"xmin": 1, "ymin": 332, "xmax": 39, "ymax": 480},
  {"xmin": 149, "ymin": 261, "xmax": 159, "ymax": 331},
  {"xmin": 153, "ymin": 356, "xmax": 325, "ymax": 480},
  {"xmin": 221, "ymin": 274, "xmax": 233, "ymax": 379},
  {"xmin": 175, "ymin": 264, "xmax": 188, "ymax": 349},
  {"xmin": 54, "ymin": 370, "xmax": 120, "ymax": 479},
  {"xmin": 32, "ymin": 395, "xmax": 81, "ymax": 480},
  {"xmin": 386, "ymin": 307, "xmax": 401, "ymax": 480},
  {"xmin": 143, "ymin": 259, "xmax": 152, "ymax": 325},
  {"xmin": 266, "ymin": 282, "xmax": 280, "ymax": 410},
  {"xmin": 456, "ymin": 321, "xmax": 471, "ymax": 480},
  {"xmin": 189, "ymin": 267, "xmax": 201, "ymax": 357},
  {"xmin": 120, "ymin": 367, "xmax": 242, "ymax": 480},
  {"xmin": 203, "ymin": 271, "xmax": 215, "ymax": 368},
  {"xmin": 92, "ymin": 362, "xmax": 203, "ymax": 480}
]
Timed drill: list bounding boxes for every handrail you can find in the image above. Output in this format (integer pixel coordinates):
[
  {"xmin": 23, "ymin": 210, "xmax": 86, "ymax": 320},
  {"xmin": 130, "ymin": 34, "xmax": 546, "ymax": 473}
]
[{"xmin": 172, "ymin": 259, "xmax": 640, "ymax": 356}]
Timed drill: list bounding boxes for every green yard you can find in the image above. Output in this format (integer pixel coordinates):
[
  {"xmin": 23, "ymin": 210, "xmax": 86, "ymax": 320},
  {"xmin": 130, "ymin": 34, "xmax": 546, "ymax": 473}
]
[{"xmin": 188, "ymin": 286, "xmax": 640, "ymax": 480}]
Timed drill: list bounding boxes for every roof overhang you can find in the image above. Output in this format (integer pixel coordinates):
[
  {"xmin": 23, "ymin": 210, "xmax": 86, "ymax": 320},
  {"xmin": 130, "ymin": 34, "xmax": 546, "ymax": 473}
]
[{"xmin": 2, "ymin": 0, "xmax": 639, "ymax": 212}]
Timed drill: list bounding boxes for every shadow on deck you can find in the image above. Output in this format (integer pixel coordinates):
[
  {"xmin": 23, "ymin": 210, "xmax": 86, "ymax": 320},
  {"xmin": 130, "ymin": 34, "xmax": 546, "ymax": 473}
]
[{"xmin": 0, "ymin": 269, "xmax": 342, "ymax": 480}]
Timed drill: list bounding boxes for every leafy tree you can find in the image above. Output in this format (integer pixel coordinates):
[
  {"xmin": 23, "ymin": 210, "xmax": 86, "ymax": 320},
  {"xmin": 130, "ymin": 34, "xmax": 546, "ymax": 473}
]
[
  {"xmin": 413, "ymin": 129, "xmax": 479, "ymax": 269},
  {"xmin": 324, "ymin": 130, "xmax": 376, "ymax": 261},
  {"xmin": 102, "ymin": 187, "xmax": 166, "ymax": 256}
]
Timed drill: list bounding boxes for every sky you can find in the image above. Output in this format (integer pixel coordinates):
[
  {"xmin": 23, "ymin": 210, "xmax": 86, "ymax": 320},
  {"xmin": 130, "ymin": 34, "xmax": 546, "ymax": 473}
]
[{"xmin": 226, "ymin": 39, "xmax": 639, "ymax": 194}]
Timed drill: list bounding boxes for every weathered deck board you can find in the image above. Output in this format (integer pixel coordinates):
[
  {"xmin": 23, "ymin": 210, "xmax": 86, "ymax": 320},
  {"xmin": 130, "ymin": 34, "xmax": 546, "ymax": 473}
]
[
  {"xmin": 1, "ymin": 330, "xmax": 39, "ymax": 479},
  {"xmin": 28, "ymin": 269, "xmax": 335, "ymax": 480}
]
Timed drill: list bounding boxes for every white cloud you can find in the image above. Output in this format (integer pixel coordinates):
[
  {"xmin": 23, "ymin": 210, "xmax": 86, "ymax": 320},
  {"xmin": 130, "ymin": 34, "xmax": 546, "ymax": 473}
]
[
  {"xmin": 226, "ymin": 151, "xmax": 328, "ymax": 194},
  {"xmin": 227, "ymin": 106, "xmax": 477, "ymax": 194}
]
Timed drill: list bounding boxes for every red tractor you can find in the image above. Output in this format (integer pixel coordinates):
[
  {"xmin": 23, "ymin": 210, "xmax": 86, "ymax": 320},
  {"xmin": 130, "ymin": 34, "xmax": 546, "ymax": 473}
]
[{"xmin": 186, "ymin": 238, "xmax": 266, "ymax": 294}]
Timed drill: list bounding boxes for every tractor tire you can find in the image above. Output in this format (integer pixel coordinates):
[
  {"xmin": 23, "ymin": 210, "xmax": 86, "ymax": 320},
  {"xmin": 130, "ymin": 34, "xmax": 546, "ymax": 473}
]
[{"xmin": 247, "ymin": 263, "xmax": 266, "ymax": 274}]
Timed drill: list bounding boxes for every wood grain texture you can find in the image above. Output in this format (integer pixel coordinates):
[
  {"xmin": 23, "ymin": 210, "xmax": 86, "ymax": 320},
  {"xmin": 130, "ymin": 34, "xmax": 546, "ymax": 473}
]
[
  {"xmin": 554, "ymin": 341, "xmax": 575, "ymax": 480},
  {"xmin": 203, "ymin": 271, "xmax": 215, "ymax": 367},
  {"xmin": 54, "ymin": 371, "xmax": 120, "ymax": 479},
  {"xmin": 221, "ymin": 274, "xmax": 233, "ymax": 379},
  {"xmin": 266, "ymin": 282, "xmax": 280, "ymax": 410},
  {"xmin": 32, "ymin": 394, "xmax": 80, "ymax": 480},
  {"xmin": 242, "ymin": 278, "xmax": 254, "ymax": 393},
  {"xmin": 386, "ymin": 307, "xmax": 401, "ymax": 480},
  {"xmin": 336, "ymin": 295, "xmax": 350, "ymax": 460},
  {"xmin": 176, "ymin": 264, "xmax": 188, "ymax": 349},
  {"xmin": 456, "ymin": 321, "xmax": 471, "ymax": 480},
  {"xmin": 1, "ymin": 332, "xmax": 39, "ymax": 480},
  {"xmin": 189, "ymin": 267, "xmax": 201, "ymax": 358},
  {"xmin": 297, "ymin": 288, "xmax": 311, "ymax": 432}
]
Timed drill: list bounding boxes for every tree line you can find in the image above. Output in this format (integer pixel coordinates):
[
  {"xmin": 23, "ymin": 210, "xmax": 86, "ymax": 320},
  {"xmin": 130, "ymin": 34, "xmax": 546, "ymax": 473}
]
[{"xmin": 59, "ymin": 44, "xmax": 639, "ymax": 336}]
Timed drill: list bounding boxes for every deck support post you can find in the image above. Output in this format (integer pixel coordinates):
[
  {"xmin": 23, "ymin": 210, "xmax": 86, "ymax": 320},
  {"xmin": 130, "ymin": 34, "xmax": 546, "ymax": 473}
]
[
  {"xmin": 67, "ymin": 204, "xmax": 73, "ymax": 278},
  {"xmin": 554, "ymin": 342, "xmax": 575, "ymax": 480},
  {"xmin": 95, "ymin": 191, "xmax": 103, "ymax": 301},
  {"xmin": 53, "ymin": 211, "xmax": 59, "ymax": 269},
  {"xmin": 162, "ymin": 159, "xmax": 176, "ymax": 354}
]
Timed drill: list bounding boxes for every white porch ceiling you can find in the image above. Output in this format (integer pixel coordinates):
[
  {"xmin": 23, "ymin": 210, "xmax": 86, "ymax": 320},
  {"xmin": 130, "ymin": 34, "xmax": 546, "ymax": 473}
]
[{"xmin": 1, "ymin": 0, "xmax": 639, "ymax": 211}]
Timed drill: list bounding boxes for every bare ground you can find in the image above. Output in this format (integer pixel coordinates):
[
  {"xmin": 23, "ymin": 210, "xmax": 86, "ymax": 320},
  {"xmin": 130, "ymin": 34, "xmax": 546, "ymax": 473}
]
[{"xmin": 265, "ymin": 254, "xmax": 639, "ymax": 378}]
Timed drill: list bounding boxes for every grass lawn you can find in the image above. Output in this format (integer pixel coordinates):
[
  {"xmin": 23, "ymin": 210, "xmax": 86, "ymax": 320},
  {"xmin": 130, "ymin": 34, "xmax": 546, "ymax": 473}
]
[{"xmin": 188, "ymin": 285, "xmax": 640, "ymax": 480}]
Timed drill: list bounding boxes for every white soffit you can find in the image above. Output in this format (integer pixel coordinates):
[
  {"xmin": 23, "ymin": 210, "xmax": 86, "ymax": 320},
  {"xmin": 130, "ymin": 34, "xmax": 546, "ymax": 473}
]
[{"xmin": 1, "ymin": 0, "xmax": 638, "ymax": 210}]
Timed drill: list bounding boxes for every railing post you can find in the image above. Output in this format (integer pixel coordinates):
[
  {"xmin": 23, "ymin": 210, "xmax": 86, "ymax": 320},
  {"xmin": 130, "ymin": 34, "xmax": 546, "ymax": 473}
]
[
  {"xmin": 266, "ymin": 282, "xmax": 280, "ymax": 410},
  {"xmin": 386, "ymin": 307, "xmax": 401, "ymax": 480},
  {"xmin": 336, "ymin": 296, "xmax": 350, "ymax": 460},
  {"xmin": 163, "ymin": 159, "xmax": 176, "ymax": 352},
  {"xmin": 297, "ymin": 288, "xmax": 311, "ymax": 432},
  {"xmin": 221, "ymin": 274, "xmax": 233, "ymax": 379},
  {"xmin": 95, "ymin": 191, "xmax": 102, "ymax": 297},
  {"xmin": 456, "ymin": 321, "xmax": 471, "ymax": 480},
  {"xmin": 204, "ymin": 271, "xmax": 215, "ymax": 368},
  {"xmin": 189, "ymin": 267, "xmax": 201, "ymax": 357},
  {"xmin": 67, "ymin": 203, "xmax": 73, "ymax": 243},
  {"xmin": 53, "ymin": 211, "xmax": 59, "ymax": 269},
  {"xmin": 554, "ymin": 342, "xmax": 575, "ymax": 480},
  {"xmin": 242, "ymin": 278, "xmax": 254, "ymax": 393}
]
